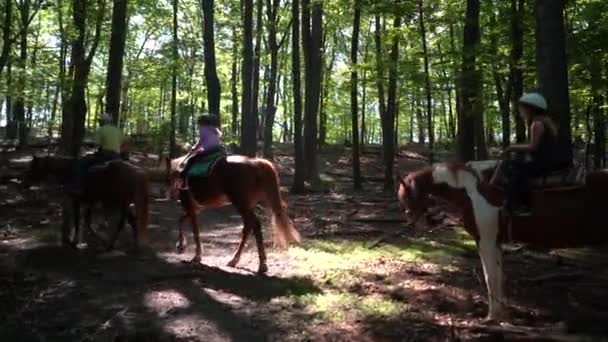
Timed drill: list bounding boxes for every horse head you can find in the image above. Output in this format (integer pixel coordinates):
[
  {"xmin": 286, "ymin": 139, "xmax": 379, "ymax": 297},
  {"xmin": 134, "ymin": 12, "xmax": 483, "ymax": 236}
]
[{"xmin": 397, "ymin": 168, "xmax": 435, "ymax": 226}]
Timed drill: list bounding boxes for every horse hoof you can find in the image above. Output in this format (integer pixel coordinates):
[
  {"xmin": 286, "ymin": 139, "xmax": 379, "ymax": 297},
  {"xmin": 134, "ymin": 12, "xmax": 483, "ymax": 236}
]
[
  {"xmin": 257, "ymin": 264, "xmax": 268, "ymax": 274},
  {"xmin": 189, "ymin": 255, "xmax": 202, "ymax": 264},
  {"xmin": 226, "ymin": 259, "xmax": 238, "ymax": 268}
]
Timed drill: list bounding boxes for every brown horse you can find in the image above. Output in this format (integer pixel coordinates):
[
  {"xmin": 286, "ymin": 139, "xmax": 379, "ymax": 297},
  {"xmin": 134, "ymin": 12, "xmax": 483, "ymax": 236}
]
[
  {"xmin": 398, "ymin": 160, "xmax": 608, "ymax": 320},
  {"xmin": 26, "ymin": 155, "xmax": 149, "ymax": 249},
  {"xmin": 166, "ymin": 154, "xmax": 300, "ymax": 274}
]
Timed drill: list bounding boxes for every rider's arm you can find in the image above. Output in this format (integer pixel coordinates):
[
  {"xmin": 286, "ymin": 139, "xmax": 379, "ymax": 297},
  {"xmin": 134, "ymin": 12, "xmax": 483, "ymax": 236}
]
[{"xmin": 507, "ymin": 121, "xmax": 545, "ymax": 153}]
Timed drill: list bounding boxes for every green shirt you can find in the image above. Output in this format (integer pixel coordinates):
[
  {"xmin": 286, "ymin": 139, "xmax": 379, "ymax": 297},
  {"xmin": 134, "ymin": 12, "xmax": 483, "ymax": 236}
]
[{"xmin": 96, "ymin": 124, "xmax": 123, "ymax": 153}]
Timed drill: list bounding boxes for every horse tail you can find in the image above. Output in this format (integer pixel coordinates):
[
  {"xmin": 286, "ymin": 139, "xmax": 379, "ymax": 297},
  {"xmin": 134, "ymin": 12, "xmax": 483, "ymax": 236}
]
[
  {"xmin": 134, "ymin": 172, "xmax": 149, "ymax": 242},
  {"xmin": 260, "ymin": 160, "xmax": 301, "ymax": 248}
]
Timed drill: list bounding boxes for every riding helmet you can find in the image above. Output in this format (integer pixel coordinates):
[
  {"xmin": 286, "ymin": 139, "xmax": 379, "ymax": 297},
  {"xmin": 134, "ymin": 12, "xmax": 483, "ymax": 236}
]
[
  {"xmin": 518, "ymin": 93, "xmax": 548, "ymax": 111},
  {"xmin": 198, "ymin": 113, "xmax": 220, "ymax": 127}
]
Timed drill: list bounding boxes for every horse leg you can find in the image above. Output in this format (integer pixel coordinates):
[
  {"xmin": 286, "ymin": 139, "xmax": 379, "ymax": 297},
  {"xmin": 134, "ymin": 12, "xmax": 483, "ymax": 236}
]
[
  {"xmin": 186, "ymin": 207, "xmax": 202, "ymax": 264},
  {"xmin": 175, "ymin": 214, "xmax": 188, "ymax": 254},
  {"xmin": 226, "ymin": 223, "xmax": 252, "ymax": 268},
  {"xmin": 233, "ymin": 208, "xmax": 267, "ymax": 274},
  {"xmin": 478, "ymin": 238, "xmax": 506, "ymax": 321},
  {"xmin": 107, "ymin": 208, "xmax": 127, "ymax": 251},
  {"xmin": 251, "ymin": 213, "xmax": 268, "ymax": 274}
]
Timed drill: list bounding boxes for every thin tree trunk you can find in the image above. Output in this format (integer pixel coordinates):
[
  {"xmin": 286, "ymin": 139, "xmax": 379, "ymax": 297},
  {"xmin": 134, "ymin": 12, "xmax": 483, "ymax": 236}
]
[
  {"xmin": 169, "ymin": 0, "xmax": 178, "ymax": 157},
  {"xmin": 0, "ymin": 0, "xmax": 12, "ymax": 78},
  {"xmin": 418, "ymin": 0, "xmax": 433, "ymax": 160},
  {"xmin": 252, "ymin": 0, "xmax": 262, "ymax": 141},
  {"xmin": 231, "ymin": 30, "xmax": 239, "ymax": 138},
  {"xmin": 302, "ymin": 0, "xmax": 322, "ymax": 183},
  {"xmin": 262, "ymin": 0, "xmax": 280, "ymax": 158},
  {"xmin": 202, "ymin": 0, "xmax": 221, "ymax": 118},
  {"xmin": 511, "ymin": 0, "xmax": 526, "ymax": 142},
  {"xmin": 350, "ymin": 0, "xmax": 362, "ymax": 189},
  {"xmin": 361, "ymin": 40, "xmax": 368, "ymax": 149},
  {"xmin": 105, "ymin": 0, "xmax": 128, "ymax": 124},
  {"xmin": 382, "ymin": 16, "xmax": 400, "ymax": 190},
  {"xmin": 291, "ymin": 0, "xmax": 305, "ymax": 192},
  {"xmin": 240, "ymin": 0, "xmax": 256, "ymax": 156}
]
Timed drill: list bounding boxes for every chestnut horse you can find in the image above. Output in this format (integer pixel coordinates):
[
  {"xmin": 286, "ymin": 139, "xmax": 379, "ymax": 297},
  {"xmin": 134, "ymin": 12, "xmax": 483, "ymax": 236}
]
[
  {"xmin": 166, "ymin": 154, "xmax": 300, "ymax": 274},
  {"xmin": 26, "ymin": 155, "xmax": 149, "ymax": 249},
  {"xmin": 398, "ymin": 160, "xmax": 608, "ymax": 320}
]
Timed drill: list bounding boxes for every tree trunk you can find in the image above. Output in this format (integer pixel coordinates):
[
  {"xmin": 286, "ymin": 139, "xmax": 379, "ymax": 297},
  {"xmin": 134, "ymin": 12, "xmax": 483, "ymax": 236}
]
[
  {"xmin": 240, "ymin": 0, "xmax": 256, "ymax": 156},
  {"xmin": 302, "ymin": 0, "xmax": 322, "ymax": 182},
  {"xmin": 13, "ymin": 0, "xmax": 30, "ymax": 147},
  {"xmin": 361, "ymin": 40, "xmax": 368, "ymax": 149},
  {"xmin": 416, "ymin": 92, "xmax": 425, "ymax": 143},
  {"xmin": 0, "ymin": 0, "xmax": 12, "ymax": 78},
  {"xmin": 458, "ymin": 0, "xmax": 481, "ymax": 162},
  {"xmin": 381, "ymin": 16, "xmax": 400, "ymax": 191},
  {"xmin": 231, "ymin": 30, "xmax": 239, "ymax": 138},
  {"xmin": 169, "ymin": 0, "xmax": 178, "ymax": 157},
  {"xmin": 291, "ymin": 0, "xmax": 305, "ymax": 192},
  {"xmin": 252, "ymin": 0, "xmax": 262, "ymax": 142},
  {"xmin": 418, "ymin": 0, "xmax": 433, "ymax": 160},
  {"xmin": 591, "ymin": 54, "xmax": 604, "ymax": 168},
  {"xmin": 319, "ymin": 43, "xmax": 335, "ymax": 149},
  {"xmin": 511, "ymin": 0, "xmax": 526, "ymax": 142},
  {"xmin": 350, "ymin": 0, "xmax": 362, "ymax": 189},
  {"xmin": 262, "ymin": 0, "xmax": 279, "ymax": 158},
  {"xmin": 201, "ymin": 0, "xmax": 221, "ymax": 118},
  {"xmin": 105, "ymin": 0, "xmax": 128, "ymax": 124},
  {"xmin": 535, "ymin": 0, "xmax": 572, "ymax": 162},
  {"xmin": 374, "ymin": 15, "xmax": 386, "ymax": 120}
]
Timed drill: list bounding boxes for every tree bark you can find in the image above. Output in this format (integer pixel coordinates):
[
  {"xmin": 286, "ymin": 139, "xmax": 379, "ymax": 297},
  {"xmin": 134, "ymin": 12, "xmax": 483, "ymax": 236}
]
[
  {"xmin": 13, "ymin": 0, "xmax": 30, "ymax": 146},
  {"xmin": 201, "ymin": 0, "xmax": 221, "ymax": 118},
  {"xmin": 0, "ymin": 0, "xmax": 12, "ymax": 78},
  {"xmin": 381, "ymin": 16, "xmax": 400, "ymax": 191},
  {"xmin": 458, "ymin": 0, "xmax": 481, "ymax": 162},
  {"xmin": 350, "ymin": 0, "xmax": 362, "ymax": 189},
  {"xmin": 302, "ymin": 0, "xmax": 322, "ymax": 182},
  {"xmin": 591, "ymin": 54, "xmax": 604, "ymax": 168},
  {"xmin": 105, "ymin": 0, "xmax": 128, "ymax": 124},
  {"xmin": 374, "ymin": 15, "xmax": 386, "ymax": 120},
  {"xmin": 240, "ymin": 0, "xmax": 256, "ymax": 156},
  {"xmin": 231, "ymin": 29, "xmax": 239, "ymax": 138},
  {"xmin": 418, "ymin": 0, "xmax": 433, "ymax": 160},
  {"xmin": 262, "ymin": 0, "xmax": 280, "ymax": 158},
  {"xmin": 252, "ymin": 0, "xmax": 262, "ymax": 140},
  {"xmin": 535, "ymin": 0, "xmax": 572, "ymax": 162},
  {"xmin": 291, "ymin": 0, "xmax": 305, "ymax": 192},
  {"xmin": 61, "ymin": 0, "xmax": 104, "ymax": 156},
  {"xmin": 169, "ymin": 0, "xmax": 178, "ymax": 157},
  {"xmin": 511, "ymin": 0, "xmax": 526, "ymax": 142}
]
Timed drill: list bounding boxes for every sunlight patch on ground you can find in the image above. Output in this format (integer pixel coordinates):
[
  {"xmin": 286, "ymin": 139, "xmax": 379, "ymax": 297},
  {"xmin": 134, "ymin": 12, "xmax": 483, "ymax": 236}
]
[
  {"xmin": 144, "ymin": 289, "xmax": 191, "ymax": 317},
  {"xmin": 163, "ymin": 314, "xmax": 230, "ymax": 341},
  {"xmin": 293, "ymin": 292, "xmax": 405, "ymax": 322}
]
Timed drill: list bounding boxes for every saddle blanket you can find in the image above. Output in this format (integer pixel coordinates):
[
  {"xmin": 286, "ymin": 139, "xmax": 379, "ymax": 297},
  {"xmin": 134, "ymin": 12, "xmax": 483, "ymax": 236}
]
[{"xmin": 187, "ymin": 149, "xmax": 226, "ymax": 178}]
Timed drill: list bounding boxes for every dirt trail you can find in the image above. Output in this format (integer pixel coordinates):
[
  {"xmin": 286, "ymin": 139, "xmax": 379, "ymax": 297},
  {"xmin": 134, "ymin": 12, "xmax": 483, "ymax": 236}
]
[{"xmin": 2, "ymin": 148, "xmax": 608, "ymax": 341}]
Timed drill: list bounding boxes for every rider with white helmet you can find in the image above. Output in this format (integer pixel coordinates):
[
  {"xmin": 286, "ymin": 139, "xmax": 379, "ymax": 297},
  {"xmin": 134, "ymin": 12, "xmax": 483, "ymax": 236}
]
[{"xmin": 503, "ymin": 92, "xmax": 566, "ymax": 216}]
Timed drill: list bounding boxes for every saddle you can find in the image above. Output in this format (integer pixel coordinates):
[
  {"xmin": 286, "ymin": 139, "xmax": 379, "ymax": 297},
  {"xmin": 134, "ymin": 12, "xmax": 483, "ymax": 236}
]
[
  {"xmin": 186, "ymin": 148, "xmax": 227, "ymax": 178},
  {"xmin": 491, "ymin": 162, "xmax": 585, "ymax": 190}
]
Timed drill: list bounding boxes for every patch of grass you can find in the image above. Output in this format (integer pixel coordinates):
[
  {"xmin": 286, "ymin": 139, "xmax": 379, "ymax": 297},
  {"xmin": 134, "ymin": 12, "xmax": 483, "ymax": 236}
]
[{"xmin": 293, "ymin": 292, "xmax": 404, "ymax": 322}]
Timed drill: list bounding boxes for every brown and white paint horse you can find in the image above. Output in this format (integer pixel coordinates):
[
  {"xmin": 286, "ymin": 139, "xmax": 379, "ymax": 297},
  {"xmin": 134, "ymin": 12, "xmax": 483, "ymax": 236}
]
[{"xmin": 398, "ymin": 160, "xmax": 608, "ymax": 320}]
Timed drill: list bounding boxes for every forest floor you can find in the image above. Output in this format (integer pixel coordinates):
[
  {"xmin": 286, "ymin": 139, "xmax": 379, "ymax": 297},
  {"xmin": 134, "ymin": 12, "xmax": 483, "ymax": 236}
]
[{"xmin": 2, "ymin": 144, "xmax": 608, "ymax": 341}]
